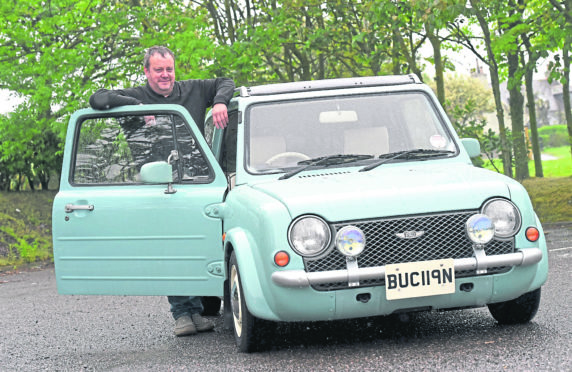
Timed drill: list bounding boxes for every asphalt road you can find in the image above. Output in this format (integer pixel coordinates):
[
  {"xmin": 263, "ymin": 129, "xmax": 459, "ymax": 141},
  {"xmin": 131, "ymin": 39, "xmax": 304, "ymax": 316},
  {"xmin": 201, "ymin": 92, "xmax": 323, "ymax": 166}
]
[{"xmin": 1, "ymin": 224, "xmax": 571, "ymax": 372}]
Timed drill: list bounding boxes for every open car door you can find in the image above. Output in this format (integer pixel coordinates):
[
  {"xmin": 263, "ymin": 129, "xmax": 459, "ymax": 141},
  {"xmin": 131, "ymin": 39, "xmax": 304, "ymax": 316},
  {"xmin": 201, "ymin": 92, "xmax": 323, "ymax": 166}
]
[{"xmin": 53, "ymin": 105, "xmax": 227, "ymax": 296}]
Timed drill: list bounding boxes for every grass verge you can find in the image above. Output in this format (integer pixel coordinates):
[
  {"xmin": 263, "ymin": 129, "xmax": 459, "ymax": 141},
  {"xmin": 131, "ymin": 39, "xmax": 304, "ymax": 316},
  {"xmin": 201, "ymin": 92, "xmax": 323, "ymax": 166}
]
[
  {"xmin": 0, "ymin": 191, "xmax": 57, "ymax": 269},
  {"xmin": 483, "ymin": 146, "xmax": 572, "ymax": 178},
  {"xmin": 536, "ymin": 147, "xmax": 572, "ymax": 177}
]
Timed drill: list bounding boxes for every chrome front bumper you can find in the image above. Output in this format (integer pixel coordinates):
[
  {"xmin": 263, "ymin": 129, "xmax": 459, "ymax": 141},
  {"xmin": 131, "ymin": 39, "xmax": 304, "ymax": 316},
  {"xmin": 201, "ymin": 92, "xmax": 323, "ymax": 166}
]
[{"xmin": 271, "ymin": 248, "xmax": 543, "ymax": 288}]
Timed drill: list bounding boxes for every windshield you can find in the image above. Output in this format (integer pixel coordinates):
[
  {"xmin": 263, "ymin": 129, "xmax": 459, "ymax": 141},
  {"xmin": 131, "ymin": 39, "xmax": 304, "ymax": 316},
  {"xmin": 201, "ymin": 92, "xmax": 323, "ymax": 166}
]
[{"xmin": 246, "ymin": 92, "xmax": 456, "ymax": 173}]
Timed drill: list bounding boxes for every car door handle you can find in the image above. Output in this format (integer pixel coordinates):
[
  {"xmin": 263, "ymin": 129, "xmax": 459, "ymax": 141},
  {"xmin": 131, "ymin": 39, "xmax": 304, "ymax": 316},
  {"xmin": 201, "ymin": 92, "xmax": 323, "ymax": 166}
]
[{"xmin": 65, "ymin": 204, "xmax": 95, "ymax": 213}]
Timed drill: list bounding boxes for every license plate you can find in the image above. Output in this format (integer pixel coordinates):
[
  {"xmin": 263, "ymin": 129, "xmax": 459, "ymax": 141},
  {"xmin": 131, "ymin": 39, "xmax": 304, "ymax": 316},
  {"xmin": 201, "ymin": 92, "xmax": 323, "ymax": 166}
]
[{"xmin": 385, "ymin": 259, "xmax": 455, "ymax": 300}]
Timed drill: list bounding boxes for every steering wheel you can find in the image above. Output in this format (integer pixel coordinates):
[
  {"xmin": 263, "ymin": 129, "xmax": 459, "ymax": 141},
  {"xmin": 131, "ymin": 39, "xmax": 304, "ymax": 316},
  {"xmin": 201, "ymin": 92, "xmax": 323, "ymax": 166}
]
[{"xmin": 265, "ymin": 152, "xmax": 311, "ymax": 166}]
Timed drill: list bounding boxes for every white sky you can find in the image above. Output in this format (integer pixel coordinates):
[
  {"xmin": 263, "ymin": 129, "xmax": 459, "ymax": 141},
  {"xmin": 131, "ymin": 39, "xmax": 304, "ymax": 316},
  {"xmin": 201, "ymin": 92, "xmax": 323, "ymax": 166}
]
[{"xmin": 0, "ymin": 89, "xmax": 23, "ymax": 114}]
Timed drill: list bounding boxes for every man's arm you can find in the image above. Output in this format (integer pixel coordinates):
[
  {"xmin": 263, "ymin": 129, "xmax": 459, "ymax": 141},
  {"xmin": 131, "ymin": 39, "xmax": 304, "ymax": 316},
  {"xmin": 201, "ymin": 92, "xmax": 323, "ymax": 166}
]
[
  {"xmin": 207, "ymin": 77, "xmax": 235, "ymax": 129},
  {"xmin": 211, "ymin": 103, "xmax": 229, "ymax": 129},
  {"xmin": 89, "ymin": 88, "xmax": 142, "ymax": 110},
  {"xmin": 211, "ymin": 77, "xmax": 235, "ymax": 107}
]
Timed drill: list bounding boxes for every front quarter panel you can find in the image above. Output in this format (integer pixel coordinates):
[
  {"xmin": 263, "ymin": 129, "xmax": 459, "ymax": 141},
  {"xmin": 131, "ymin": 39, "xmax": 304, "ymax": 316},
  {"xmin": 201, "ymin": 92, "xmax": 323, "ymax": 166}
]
[
  {"xmin": 223, "ymin": 185, "xmax": 304, "ymax": 320},
  {"xmin": 504, "ymin": 181, "xmax": 549, "ymax": 291}
]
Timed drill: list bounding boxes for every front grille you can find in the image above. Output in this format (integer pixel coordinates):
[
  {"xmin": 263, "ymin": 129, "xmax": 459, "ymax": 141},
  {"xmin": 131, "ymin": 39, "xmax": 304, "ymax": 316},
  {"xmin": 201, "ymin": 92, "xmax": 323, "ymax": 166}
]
[{"xmin": 305, "ymin": 210, "xmax": 514, "ymax": 291}]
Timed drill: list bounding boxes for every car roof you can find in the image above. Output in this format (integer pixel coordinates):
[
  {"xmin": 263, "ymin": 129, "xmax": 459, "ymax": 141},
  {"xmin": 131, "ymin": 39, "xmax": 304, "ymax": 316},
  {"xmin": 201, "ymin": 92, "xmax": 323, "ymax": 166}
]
[{"xmin": 236, "ymin": 74, "xmax": 421, "ymax": 97}]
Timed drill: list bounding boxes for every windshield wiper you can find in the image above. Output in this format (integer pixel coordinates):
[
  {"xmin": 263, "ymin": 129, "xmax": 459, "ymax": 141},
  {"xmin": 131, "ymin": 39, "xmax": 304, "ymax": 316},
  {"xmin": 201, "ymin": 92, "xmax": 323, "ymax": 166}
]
[
  {"xmin": 280, "ymin": 154, "xmax": 373, "ymax": 180},
  {"xmin": 359, "ymin": 149, "xmax": 455, "ymax": 172}
]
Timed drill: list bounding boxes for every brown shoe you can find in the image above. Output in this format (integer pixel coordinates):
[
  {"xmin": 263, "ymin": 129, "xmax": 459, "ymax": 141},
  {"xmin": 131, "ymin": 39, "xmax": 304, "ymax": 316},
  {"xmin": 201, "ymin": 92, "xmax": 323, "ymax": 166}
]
[
  {"xmin": 174, "ymin": 315, "xmax": 197, "ymax": 337},
  {"xmin": 191, "ymin": 313, "xmax": 215, "ymax": 332}
]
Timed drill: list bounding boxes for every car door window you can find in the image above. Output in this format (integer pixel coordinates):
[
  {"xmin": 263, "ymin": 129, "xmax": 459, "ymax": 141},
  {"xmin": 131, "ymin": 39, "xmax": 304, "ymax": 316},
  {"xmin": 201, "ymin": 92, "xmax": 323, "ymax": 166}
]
[
  {"xmin": 173, "ymin": 116, "xmax": 213, "ymax": 182},
  {"xmin": 72, "ymin": 114, "xmax": 211, "ymax": 185},
  {"xmin": 220, "ymin": 111, "xmax": 238, "ymax": 174},
  {"xmin": 204, "ymin": 110, "xmax": 238, "ymax": 175}
]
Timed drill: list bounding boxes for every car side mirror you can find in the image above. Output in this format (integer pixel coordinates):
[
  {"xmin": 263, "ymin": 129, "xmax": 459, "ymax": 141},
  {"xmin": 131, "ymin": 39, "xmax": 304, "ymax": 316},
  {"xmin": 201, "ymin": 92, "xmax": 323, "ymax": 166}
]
[
  {"xmin": 140, "ymin": 161, "xmax": 173, "ymax": 184},
  {"xmin": 460, "ymin": 138, "xmax": 481, "ymax": 158},
  {"xmin": 140, "ymin": 161, "xmax": 177, "ymax": 194}
]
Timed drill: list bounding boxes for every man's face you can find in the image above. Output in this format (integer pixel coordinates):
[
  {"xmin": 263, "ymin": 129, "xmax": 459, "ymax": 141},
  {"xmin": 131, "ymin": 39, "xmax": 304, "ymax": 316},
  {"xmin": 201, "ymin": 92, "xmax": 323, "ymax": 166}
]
[{"xmin": 144, "ymin": 53, "xmax": 175, "ymax": 96}]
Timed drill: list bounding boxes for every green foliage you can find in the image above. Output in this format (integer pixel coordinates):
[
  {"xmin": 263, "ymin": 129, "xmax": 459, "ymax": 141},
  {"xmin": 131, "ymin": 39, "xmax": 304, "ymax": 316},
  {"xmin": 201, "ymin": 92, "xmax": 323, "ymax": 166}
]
[
  {"xmin": 0, "ymin": 191, "xmax": 55, "ymax": 267},
  {"xmin": 450, "ymin": 106, "xmax": 503, "ymax": 171},
  {"xmin": 0, "ymin": 0, "xmax": 212, "ymax": 190},
  {"xmin": 437, "ymin": 74, "xmax": 502, "ymax": 170},
  {"xmin": 522, "ymin": 177, "xmax": 572, "ymax": 224},
  {"xmin": 0, "ymin": 106, "xmax": 62, "ymax": 190},
  {"xmin": 537, "ymin": 125, "xmax": 570, "ymax": 149},
  {"xmin": 0, "ymin": 0, "xmax": 570, "ymax": 187},
  {"xmin": 484, "ymin": 145, "xmax": 572, "ymax": 178},
  {"xmin": 430, "ymin": 74, "xmax": 495, "ymax": 119}
]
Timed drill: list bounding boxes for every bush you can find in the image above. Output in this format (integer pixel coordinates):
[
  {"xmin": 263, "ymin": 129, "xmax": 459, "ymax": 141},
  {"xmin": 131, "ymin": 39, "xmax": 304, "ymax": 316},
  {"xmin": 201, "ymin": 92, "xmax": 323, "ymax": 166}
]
[
  {"xmin": 0, "ymin": 191, "xmax": 56, "ymax": 268},
  {"xmin": 522, "ymin": 177, "xmax": 572, "ymax": 223},
  {"xmin": 538, "ymin": 125, "xmax": 569, "ymax": 149}
]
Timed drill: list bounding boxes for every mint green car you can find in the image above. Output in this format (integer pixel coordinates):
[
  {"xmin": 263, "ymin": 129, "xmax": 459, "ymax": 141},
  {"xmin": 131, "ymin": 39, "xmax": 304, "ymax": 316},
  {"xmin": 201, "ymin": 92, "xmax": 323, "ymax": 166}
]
[{"xmin": 53, "ymin": 75, "xmax": 548, "ymax": 352}]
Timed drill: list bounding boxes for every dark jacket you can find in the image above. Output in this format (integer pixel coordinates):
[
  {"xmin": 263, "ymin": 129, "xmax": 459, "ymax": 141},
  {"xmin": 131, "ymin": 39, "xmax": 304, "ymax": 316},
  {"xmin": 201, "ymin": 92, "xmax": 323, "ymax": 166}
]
[{"xmin": 89, "ymin": 78, "xmax": 235, "ymax": 135}]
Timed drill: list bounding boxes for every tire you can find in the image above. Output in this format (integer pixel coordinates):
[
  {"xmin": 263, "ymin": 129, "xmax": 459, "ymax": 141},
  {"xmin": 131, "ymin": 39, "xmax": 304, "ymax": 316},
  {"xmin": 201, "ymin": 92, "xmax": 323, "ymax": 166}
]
[
  {"xmin": 229, "ymin": 252, "xmax": 264, "ymax": 353},
  {"xmin": 201, "ymin": 296, "xmax": 222, "ymax": 316},
  {"xmin": 487, "ymin": 288, "xmax": 541, "ymax": 325}
]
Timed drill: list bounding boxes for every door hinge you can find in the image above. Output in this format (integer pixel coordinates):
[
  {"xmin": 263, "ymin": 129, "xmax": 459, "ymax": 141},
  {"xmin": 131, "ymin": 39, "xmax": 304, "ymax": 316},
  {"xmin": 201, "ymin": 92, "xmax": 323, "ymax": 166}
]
[
  {"xmin": 207, "ymin": 262, "xmax": 224, "ymax": 277},
  {"xmin": 204, "ymin": 203, "xmax": 226, "ymax": 218}
]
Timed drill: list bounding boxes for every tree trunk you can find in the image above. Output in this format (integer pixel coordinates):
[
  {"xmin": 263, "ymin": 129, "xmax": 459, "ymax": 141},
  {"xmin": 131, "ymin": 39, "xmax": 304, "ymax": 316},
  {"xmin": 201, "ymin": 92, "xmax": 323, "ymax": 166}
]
[
  {"xmin": 563, "ymin": 35, "xmax": 572, "ymax": 159},
  {"xmin": 426, "ymin": 25, "xmax": 445, "ymax": 106},
  {"xmin": 38, "ymin": 170, "xmax": 50, "ymax": 190},
  {"xmin": 392, "ymin": 28, "xmax": 401, "ymax": 75},
  {"xmin": 0, "ymin": 172, "xmax": 8, "ymax": 191},
  {"xmin": 524, "ymin": 62, "xmax": 543, "ymax": 177},
  {"xmin": 507, "ymin": 51, "xmax": 529, "ymax": 181},
  {"xmin": 470, "ymin": 1, "xmax": 512, "ymax": 177},
  {"xmin": 27, "ymin": 175, "xmax": 36, "ymax": 191},
  {"xmin": 521, "ymin": 30, "xmax": 544, "ymax": 178},
  {"xmin": 394, "ymin": 32, "xmax": 423, "ymax": 81}
]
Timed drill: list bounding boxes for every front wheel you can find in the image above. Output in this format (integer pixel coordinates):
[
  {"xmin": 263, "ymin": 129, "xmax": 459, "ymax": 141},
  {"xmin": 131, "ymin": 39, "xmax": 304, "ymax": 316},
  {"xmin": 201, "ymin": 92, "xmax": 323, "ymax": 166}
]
[
  {"xmin": 229, "ymin": 252, "xmax": 265, "ymax": 352},
  {"xmin": 487, "ymin": 288, "xmax": 541, "ymax": 324}
]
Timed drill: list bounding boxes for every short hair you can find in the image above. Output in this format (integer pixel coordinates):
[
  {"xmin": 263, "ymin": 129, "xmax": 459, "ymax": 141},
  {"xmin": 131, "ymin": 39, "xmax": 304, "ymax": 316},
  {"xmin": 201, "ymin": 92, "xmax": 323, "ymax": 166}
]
[{"xmin": 144, "ymin": 46, "xmax": 175, "ymax": 69}]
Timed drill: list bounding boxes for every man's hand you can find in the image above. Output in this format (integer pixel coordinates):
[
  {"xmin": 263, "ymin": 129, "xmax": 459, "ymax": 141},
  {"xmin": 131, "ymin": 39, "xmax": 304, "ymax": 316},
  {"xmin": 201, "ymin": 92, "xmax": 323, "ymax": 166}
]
[
  {"xmin": 144, "ymin": 115, "xmax": 156, "ymax": 126},
  {"xmin": 139, "ymin": 104, "xmax": 156, "ymax": 126},
  {"xmin": 212, "ymin": 103, "xmax": 229, "ymax": 129}
]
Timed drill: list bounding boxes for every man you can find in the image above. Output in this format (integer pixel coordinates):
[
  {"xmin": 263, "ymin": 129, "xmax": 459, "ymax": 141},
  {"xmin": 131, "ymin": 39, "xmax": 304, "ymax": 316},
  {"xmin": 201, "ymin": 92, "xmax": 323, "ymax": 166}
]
[{"xmin": 89, "ymin": 45, "xmax": 235, "ymax": 337}]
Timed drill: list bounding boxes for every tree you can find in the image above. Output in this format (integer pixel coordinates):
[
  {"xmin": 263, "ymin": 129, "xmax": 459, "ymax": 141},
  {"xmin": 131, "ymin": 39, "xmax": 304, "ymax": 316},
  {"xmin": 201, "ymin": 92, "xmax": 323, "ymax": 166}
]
[
  {"xmin": 1, "ymin": 0, "xmax": 568, "ymax": 186},
  {"xmin": 501, "ymin": 0, "xmax": 529, "ymax": 181},
  {"xmin": 413, "ymin": 0, "xmax": 466, "ymax": 106},
  {"xmin": 520, "ymin": 0, "xmax": 560, "ymax": 178},
  {"xmin": 199, "ymin": 0, "xmax": 400, "ymax": 84},
  {"xmin": 429, "ymin": 74, "xmax": 499, "ymax": 169},
  {"xmin": 547, "ymin": 0, "xmax": 572, "ymax": 159},
  {"xmin": 452, "ymin": 0, "xmax": 513, "ymax": 177},
  {"xmin": 0, "ymin": 0, "xmax": 147, "ymax": 189},
  {"xmin": 369, "ymin": 1, "xmax": 426, "ymax": 79},
  {"xmin": 0, "ymin": 0, "xmax": 214, "ymax": 190},
  {"xmin": 432, "ymin": 73, "xmax": 495, "ymax": 120}
]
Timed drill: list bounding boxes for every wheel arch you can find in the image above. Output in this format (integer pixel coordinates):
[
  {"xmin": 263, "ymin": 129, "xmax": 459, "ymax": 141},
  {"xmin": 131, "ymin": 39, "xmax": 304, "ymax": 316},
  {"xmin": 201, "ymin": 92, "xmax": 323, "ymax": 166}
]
[{"xmin": 223, "ymin": 228, "xmax": 279, "ymax": 321}]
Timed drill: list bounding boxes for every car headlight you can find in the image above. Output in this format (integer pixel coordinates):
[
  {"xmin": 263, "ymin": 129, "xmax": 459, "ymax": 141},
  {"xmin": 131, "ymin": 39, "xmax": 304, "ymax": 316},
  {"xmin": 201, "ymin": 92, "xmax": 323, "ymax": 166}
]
[
  {"xmin": 466, "ymin": 214, "xmax": 495, "ymax": 245},
  {"xmin": 481, "ymin": 198, "xmax": 521, "ymax": 238},
  {"xmin": 288, "ymin": 216, "xmax": 332, "ymax": 257},
  {"xmin": 335, "ymin": 226, "xmax": 366, "ymax": 257}
]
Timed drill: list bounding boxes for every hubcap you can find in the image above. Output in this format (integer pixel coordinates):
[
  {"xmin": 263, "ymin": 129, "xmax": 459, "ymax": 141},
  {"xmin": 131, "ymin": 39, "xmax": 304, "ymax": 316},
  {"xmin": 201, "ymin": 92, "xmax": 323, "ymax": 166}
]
[{"xmin": 230, "ymin": 264, "xmax": 242, "ymax": 337}]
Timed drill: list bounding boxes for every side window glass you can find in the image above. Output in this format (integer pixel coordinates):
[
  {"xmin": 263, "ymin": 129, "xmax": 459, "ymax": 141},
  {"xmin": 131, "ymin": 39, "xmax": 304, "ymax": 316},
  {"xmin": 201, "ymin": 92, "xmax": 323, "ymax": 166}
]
[
  {"xmin": 221, "ymin": 111, "xmax": 238, "ymax": 174},
  {"xmin": 73, "ymin": 115, "xmax": 176, "ymax": 185},
  {"xmin": 174, "ymin": 117, "xmax": 212, "ymax": 182},
  {"xmin": 204, "ymin": 116, "xmax": 215, "ymax": 147}
]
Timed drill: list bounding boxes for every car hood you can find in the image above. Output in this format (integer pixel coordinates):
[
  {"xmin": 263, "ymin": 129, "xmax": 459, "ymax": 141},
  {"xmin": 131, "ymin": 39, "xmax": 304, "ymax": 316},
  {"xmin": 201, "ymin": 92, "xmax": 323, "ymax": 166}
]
[{"xmin": 249, "ymin": 163, "xmax": 513, "ymax": 221}]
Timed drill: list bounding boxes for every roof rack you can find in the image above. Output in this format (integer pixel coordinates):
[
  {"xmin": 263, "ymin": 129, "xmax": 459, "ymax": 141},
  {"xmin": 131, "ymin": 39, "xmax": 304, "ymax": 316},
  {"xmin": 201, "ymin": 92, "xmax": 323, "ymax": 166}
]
[{"xmin": 237, "ymin": 74, "xmax": 420, "ymax": 97}]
